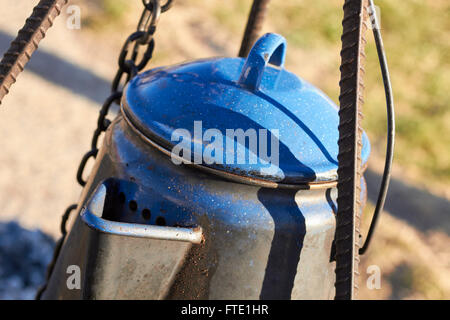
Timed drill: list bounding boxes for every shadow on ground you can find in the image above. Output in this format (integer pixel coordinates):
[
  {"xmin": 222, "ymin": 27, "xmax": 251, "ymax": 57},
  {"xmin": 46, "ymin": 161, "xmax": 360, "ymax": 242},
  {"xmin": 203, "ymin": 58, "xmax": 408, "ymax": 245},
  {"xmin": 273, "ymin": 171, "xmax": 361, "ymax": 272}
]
[
  {"xmin": 0, "ymin": 31, "xmax": 109, "ymax": 105},
  {"xmin": 366, "ymin": 169, "xmax": 450, "ymax": 236}
]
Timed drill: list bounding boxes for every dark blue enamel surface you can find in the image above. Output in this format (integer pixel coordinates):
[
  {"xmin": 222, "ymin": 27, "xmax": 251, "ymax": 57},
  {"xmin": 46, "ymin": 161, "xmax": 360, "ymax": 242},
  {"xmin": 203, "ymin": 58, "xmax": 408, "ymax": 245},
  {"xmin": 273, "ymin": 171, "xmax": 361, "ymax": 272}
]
[{"xmin": 123, "ymin": 34, "xmax": 370, "ymax": 183}]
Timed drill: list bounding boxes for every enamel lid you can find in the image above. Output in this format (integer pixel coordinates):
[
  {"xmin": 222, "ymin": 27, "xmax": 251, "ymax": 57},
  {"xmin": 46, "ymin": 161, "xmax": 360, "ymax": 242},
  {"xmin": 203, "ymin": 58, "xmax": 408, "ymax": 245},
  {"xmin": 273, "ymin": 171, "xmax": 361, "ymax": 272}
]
[{"xmin": 122, "ymin": 33, "xmax": 370, "ymax": 184}]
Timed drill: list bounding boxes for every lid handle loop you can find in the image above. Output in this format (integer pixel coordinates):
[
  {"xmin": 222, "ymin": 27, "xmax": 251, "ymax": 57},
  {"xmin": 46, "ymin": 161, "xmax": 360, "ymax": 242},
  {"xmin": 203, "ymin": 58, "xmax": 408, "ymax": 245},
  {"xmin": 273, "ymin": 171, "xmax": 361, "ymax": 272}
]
[{"xmin": 238, "ymin": 33, "xmax": 287, "ymax": 91}]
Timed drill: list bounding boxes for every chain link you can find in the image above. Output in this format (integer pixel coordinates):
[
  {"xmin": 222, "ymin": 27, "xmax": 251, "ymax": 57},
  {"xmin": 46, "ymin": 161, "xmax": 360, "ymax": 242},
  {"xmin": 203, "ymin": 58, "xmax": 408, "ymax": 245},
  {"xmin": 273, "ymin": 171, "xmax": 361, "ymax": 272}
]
[
  {"xmin": 78, "ymin": 0, "xmax": 171, "ymax": 186},
  {"xmin": 36, "ymin": 0, "xmax": 173, "ymax": 299}
]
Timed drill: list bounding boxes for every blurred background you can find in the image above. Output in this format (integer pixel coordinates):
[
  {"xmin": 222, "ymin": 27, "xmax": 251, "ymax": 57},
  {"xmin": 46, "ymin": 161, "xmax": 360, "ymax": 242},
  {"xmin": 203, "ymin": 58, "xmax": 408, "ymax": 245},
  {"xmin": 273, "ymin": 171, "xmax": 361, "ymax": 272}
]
[{"xmin": 0, "ymin": 0, "xmax": 448, "ymax": 299}]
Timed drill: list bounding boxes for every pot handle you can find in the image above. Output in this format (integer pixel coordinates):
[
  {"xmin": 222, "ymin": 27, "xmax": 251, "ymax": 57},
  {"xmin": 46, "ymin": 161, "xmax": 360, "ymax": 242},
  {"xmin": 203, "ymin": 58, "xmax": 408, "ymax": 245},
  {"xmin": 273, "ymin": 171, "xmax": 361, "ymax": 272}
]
[
  {"xmin": 238, "ymin": 33, "xmax": 286, "ymax": 91},
  {"xmin": 81, "ymin": 182, "xmax": 203, "ymax": 244}
]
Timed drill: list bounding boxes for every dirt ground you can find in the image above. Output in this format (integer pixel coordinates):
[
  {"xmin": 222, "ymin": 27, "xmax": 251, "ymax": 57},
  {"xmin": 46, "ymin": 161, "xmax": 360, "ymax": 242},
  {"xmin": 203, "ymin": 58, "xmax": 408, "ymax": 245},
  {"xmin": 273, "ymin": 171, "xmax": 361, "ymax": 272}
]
[{"xmin": 0, "ymin": 1, "xmax": 448, "ymax": 299}]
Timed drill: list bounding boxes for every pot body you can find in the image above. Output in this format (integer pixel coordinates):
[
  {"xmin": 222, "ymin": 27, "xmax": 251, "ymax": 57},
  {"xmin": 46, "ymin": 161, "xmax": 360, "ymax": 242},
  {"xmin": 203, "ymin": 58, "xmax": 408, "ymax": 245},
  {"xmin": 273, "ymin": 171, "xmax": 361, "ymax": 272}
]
[{"xmin": 41, "ymin": 115, "xmax": 367, "ymax": 300}]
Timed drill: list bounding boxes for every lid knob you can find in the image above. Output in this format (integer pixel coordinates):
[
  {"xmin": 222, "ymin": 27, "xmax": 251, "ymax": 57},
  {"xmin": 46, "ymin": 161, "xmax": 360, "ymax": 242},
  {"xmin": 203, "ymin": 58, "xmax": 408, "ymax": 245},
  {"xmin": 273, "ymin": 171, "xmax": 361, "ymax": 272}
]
[{"xmin": 238, "ymin": 33, "xmax": 287, "ymax": 91}]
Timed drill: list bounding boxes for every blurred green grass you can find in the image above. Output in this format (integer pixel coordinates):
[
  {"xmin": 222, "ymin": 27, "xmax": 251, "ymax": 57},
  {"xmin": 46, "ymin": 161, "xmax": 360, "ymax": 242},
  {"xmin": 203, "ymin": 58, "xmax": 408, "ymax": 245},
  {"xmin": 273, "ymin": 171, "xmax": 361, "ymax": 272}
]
[{"xmin": 80, "ymin": 0, "xmax": 131, "ymax": 30}]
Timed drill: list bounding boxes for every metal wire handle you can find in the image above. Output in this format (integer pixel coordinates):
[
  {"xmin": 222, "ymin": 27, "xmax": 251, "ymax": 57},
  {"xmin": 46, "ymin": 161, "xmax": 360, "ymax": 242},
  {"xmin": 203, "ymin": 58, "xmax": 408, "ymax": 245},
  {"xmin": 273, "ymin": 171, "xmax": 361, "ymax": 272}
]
[{"xmin": 359, "ymin": 0, "xmax": 395, "ymax": 255}]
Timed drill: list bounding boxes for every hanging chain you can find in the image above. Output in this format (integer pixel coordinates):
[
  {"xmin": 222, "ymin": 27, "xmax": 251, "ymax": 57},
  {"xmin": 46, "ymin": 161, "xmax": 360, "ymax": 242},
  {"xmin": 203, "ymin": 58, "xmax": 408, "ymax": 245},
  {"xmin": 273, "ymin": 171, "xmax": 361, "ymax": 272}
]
[
  {"xmin": 36, "ymin": 0, "xmax": 173, "ymax": 299},
  {"xmin": 77, "ymin": 0, "xmax": 173, "ymax": 186}
]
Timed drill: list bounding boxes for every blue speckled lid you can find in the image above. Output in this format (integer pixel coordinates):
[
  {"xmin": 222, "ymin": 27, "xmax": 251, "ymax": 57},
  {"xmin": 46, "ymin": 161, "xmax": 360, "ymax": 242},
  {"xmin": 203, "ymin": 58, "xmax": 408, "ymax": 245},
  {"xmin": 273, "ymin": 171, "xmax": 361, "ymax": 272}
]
[{"xmin": 122, "ymin": 33, "xmax": 370, "ymax": 184}]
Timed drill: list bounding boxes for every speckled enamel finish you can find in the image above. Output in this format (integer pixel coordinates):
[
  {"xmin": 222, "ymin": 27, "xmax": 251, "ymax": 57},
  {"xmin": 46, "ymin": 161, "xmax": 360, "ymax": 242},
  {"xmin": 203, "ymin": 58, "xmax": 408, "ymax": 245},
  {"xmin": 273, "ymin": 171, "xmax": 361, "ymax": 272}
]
[{"xmin": 123, "ymin": 34, "xmax": 370, "ymax": 184}]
